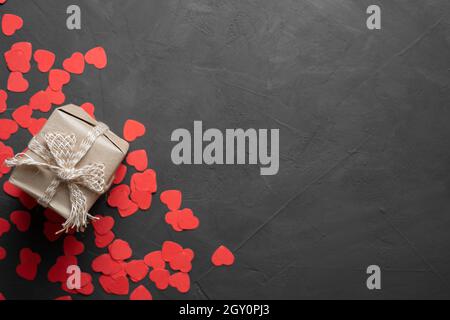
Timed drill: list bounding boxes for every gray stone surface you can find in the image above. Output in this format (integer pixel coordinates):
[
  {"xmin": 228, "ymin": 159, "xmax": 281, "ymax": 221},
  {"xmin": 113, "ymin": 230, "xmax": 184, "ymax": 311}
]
[{"xmin": 0, "ymin": 0, "xmax": 449, "ymax": 299}]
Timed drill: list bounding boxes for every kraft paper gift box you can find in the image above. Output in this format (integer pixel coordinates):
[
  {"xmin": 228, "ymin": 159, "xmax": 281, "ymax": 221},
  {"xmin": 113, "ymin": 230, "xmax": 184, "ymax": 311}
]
[{"xmin": 7, "ymin": 104, "xmax": 129, "ymax": 231}]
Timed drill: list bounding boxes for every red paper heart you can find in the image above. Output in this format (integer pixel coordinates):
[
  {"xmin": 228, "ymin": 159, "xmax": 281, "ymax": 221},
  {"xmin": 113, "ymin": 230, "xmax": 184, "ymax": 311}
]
[
  {"xmin": 4, "ymin": 49, "xmax": 30, "ymax": 73},
  {"xmin": 169, "ymin": 272, "xmax": 190, "ymax": 293},
  {"xmin": 211, "ymin": 245, "xmax": 235, "ymax": 266},
  {"xmin": 165, "ymin": 210, "xmax": 183, "ymax": 232},
  {"xmin": 20, "ymin": 248, "xmax": 41, "ymax": 265},
  {"xmin": 63, "ymin": 52, "xmax": 85, "ymax": 74},
  {"xmin": 48, "ymin": 69, "xmax": 70, "ymax": 91},
  {"xmin": 169, "ymin": 250, "xmax": 194, "ymax": 273},
  {"xmin": 125, "ymin": 260, "xmax": 149, "ymax": 282},
  {"xmin": 160, "ymin": 190, "xmax": 182, "ymax": 211},
  {"xmin": 92, "ymin": 215, "xmax": 115, "ymax": 235},
  {"xmin": 0, "ymin": 1, "xmax": 8, "ymax": 5},
  {"xmin": 123, "ymin": 119, "xmax": 146, "ymax": 142},
  {"xmin": 149, "ymin": 268, "xmax": 170, "ymax": 290},
  {"xmin": 12, "ymin": 105, "xmax": 33, "ymax": 128},
  {"xmin": 161, "ymin": 241, "xmax": 183, "ymax": 262},
  {"xmin": 130, "ymin": 285, "xmax": 152, "ymax": 300},
  {"xmin": 113, "ymin": 164, "xmax": 127, "ymax": 185},
  {"xmin": 144, "ymin": 251, "xmax": 166, "ymax": 269},
  {"xmin": 99, "ymin": 275, "xmax": 129, "ymax": 295},
  {"xmin": 130, "ymin": 190, "xmax": 152, "ymax": 210},
  {"xmin": 28, "ymin": 118, "xmax": 47, "ymax": 136},
  {"xmin": 12, "ymin": 42, "xmax": 32, "ymax": 60},
  {"xmin": 48, "ymin": 255, "xmax": 77, "ymax": 283},
  {"xmin": 0, "ymin": 218, "xmax": 11, "ymax": 237},
  {"xmin": 85, "ymin": 46, "xmax": 107, "ymax": 69},
  {"xmin": 7, "ymin": 71, "xmax": 29, "ymax": 92},
  {"xmin": 0, "ymin": 246, "xmax": 6, "ymax": 261},
  {"xmin": 95, "ymin": 230, "xmax": 115, "ymax": 248},
  {"xmin": 0, "ymin": 90, "xmax": 7, "ymax": 113},
  {"xmin": 108, "ymin": 239, "xmax": 132, "ymax": 261},
  {"xmin": 2, "ymin": 14, "xmax": 23, "ymax": 36},
  {"xmin": 63, "ymin": 235, "xmax": 85, "ymax": 256},
  {"xmin": 77, "ymin": 282, "xmax": 94, "ymax": 296},
  {"xmin": 0, "ymin": 119, "xmax": 18, "ymax": 140},
  {"xmin": 131, "ymin": 169, "xmax": 157, "ymax": 193},
  {"xmin": 16, "ymin": 263, "xmax": 39, "ymax": 281},
  {"xmin": 34, "ymin": 49, "xmax": 55, "ymax": 72},
  {"xmin": 29, "ymin": 90, "xmax": 51, "ymax": 112},
  {"xmin": 177, "ymin": 208, "xmax": 200, "ymax": 230},
  {"xmin": 0, "ymin": 142, "xmax": 13, "ymax": 177},
  {"xmin": 45, "ymin": 86, "xmax": 65, "ymax": 105},
  {"xmin": 107, "ymin": 184, "xmax": 131, "ymax": 209},
  {"xmin": 92, "ymin": 254, "xmax": 122, "ymax": 275},
  {"xmin": 10, "ymin": 210, "xmax": 31, "ymax": 232},
  {"xmin": 80, "ymin": 102, "xmax": 95, "ymax": 119},
  {"xmin": 126, "ymin": 149, "xmax": 148, "ymax": 172}
]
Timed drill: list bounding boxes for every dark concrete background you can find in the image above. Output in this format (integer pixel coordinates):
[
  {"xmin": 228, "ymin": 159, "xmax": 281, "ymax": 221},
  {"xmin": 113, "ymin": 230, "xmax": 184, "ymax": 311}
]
[{"xmin": 0, "ymin": 0, "xmax": 450, "ymax": 299}]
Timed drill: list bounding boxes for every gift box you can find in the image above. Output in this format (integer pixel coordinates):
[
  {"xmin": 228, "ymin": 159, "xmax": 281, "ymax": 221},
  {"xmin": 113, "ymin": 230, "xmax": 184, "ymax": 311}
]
[{"xmin": 6, "ymin": 104, "xmax": 129, "ymax": 232}]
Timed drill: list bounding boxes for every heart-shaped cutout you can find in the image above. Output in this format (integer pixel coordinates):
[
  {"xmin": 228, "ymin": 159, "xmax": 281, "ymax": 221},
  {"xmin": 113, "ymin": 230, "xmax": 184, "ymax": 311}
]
[
  {"xmin": 12, "ymin": 105, "xmax": 33, "ymax": 128},
  {"xmin": 130, "ymin": 285, "xmax": 152, "ymax": 300},
  {"xmin": 9, "ymin": 210, "xmax": 31, "ymax": 232},
  {"xmin": 7, "ymin": 71, "xmax": 29, "ymax": 92},
  {"xmin": 160, "ymin": 190, "xmax": 182, "ymax": 211},
  {"xmin": 63, "ymin": 235, "xmax": 85, "ymax": 256},
  {"xmin": 169, "ymin": 272, "xmax": 190, "ymax": 293},
  {"xmin": 0, "ymin": 119, "xmax": 18, "ymax": 140},
  {"xmin": 48, "ymin": 69, "xmax": 70, "ymax": 91},
  {"xmin": 125, "ymin": 260, "xmax": 148, "ymax": 282},
  {"xmin": 126, "ymin": 149, "xmax": 148, "ymax": 171},
  {"xmin": 123, "ymin": 119, "xmax": 146, "ymax": 142},
  {"xmin": 211, "ymin": 245, "xmax": 235, "ymax": 266},
  {"xmin": 0, "ymin": 90, "xmax": 7, "ymax": 113},
  {"xmin": 63, "ymin": 52, "xmax": 85, "ymax": 74},
  {"xmin": 2, "ymin": 14, "xmax": 23, "ymax": 36},
  {"xmin": 34, "ymin": 49, "xmax": 55, "ymax": 72},
  {"xmin": 0, "ymin": 217, "xmax": 11, "ymax": 237},
  {"xmin": 108, "ymin": 239, "xmax": 132, "ymax": 261},
  {"xmin": 149, "ymin": 268, "xmax": 170, "ymax": 290},
  {"xmin": 85, "ymin": 46, "xmax": 107, "ymax": 69}
]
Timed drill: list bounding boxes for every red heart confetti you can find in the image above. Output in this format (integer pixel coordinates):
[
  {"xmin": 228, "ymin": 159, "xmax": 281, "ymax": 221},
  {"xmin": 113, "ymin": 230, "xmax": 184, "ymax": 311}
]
[
  {"xmin": 160, "ymin": 190, "xmax": 182, "ymax": 211},
  {"xmin": 126, "ymin": 149, "xmax": 148, "ymax": 171},
  {"xmin": 45, "ymin": 86, "xmax": 65, "ymax": 105},
  {"xmin": 0, "ymin": 218, "xmax": 10, "ymax": 237},
  {"xmin": 177, "ymin": 208, "xmax": 200, "ymax": 230},
  {"xmin": 0, "ymin": 246, "xmax": 6, "ymax": 260},
  {"xmin": 92, "ymin": 254, "xmax": 122, "ymax": 275},
  {"xmin": 12, "ymin": 42, "xmax": 32, "ymax": 61},
  {"xmin": 63, "ymin": 52, "xmax": 85, "ymax": 74},
  {"xmin": 169, "ymin": 249, "xmax": 194, "ymax": 273},
  {"xmin": 161, "ymin": 241, "xmax": 183, "ymax": 262},
  {"xmin": 211, "ymin": 245, "xmax": 235, "ymax": 267},
  {"xmin": 28, "ymin": 117, "xmax": 47, "ymax": 136},
  {"xmin": 16, "ymin": 248, "xmax": 41, "ymax": 281},
  {"xmin": 10, "ymin": 210, "xmax": 31, "ymax": 232},
  {"xmin": 0, "ymin": 142, "xmax": 14, "ymax": 178},
  {"xmin": 85, "ymin": 46, "xmax": 107, "ymax": 69},
  {"xmin": 2, "ymin": 14, "xmax": 23, "ymax": 36},
  {"xmin": 169, "ymin": 272, "xmax": 190, "ymax": 293},
  {"xmin": 12, "ymin": 105, "xmax": 33, "ymax": 128},
  {"xmin": 144, "ymin": 250, "xmax": 166, "ymax": 269},
  {"xmin": 0, "ymin": 118, "xmax": 18, "ymax": 140},
  {"xmin": 48, "ymin": 255, "xmax": 77, "ymax": 283},
  {"xmin": 95, "ymin": 230, "xmax": 115, "ymax": 248},
  {"xmin": 113, "ymin": 164, "xmax": 127, "ymax": 185},
  {"xmin": 123, "ymin": 119, "xmax": 146, "ymax": 142},
  {"xmin": 48, "ymin": 69, "xmax": 70, "ymax": 91},
  {"xmin": 92, "ymin": 215, "xmax": 115, "ymax": 235},
  {"xmin": 108, "ymin": 239, "xmax": 132, "ymax": 261},
  {"xmin": 130, "ymin": 285, "xmax": 152, "ymax": 300},
  {"xmin": 0, "ymin": 90, "xmax": 7, "ymax": 113},
  {"xmin": 99, "ymin": 275, "xmax": 129, "ymax": 295},
  {"xmin": 4, "ymin": 48, "xmax": 30, "ymax": 73},
  {"xmin": 7, "ymin": 71, "xmax": 29, "ymax": 92},
  {"xmin": 34, "ymin": 49, "xmax": 55, "ymax": 72},
  {"xmin": 80, "ymin": 102, "xmax": 95, "ymax": 119},
  {"xmin": 63, "ymin": 235, "xmax": 85, "ymax": 256},
  {"xmin": 125, "ymin": 260, "xmax": 149, "ymax": 282},
  {"xmin": 149, "ymin": 268, "xmax": 170, "ymax": 290},
  {"xmin": 131, "ymin": 169, "xmax": 157, "ymax": 193},
  {"xmin": 29, "ymin": 90, "xmax": 52, "ymax": 112}
]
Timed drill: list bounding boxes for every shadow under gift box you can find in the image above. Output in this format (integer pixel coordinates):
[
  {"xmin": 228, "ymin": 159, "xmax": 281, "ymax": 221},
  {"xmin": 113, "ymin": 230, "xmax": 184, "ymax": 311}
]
[{"xmin": 9, "ymin": 104, "xmax": 129, "ymax": 221}]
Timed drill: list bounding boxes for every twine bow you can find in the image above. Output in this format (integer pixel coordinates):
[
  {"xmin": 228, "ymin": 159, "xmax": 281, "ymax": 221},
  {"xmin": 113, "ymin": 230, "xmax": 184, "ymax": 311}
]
[{"xmin": 5, "ymin": 123, "xmax": 109, "ymax": 233}]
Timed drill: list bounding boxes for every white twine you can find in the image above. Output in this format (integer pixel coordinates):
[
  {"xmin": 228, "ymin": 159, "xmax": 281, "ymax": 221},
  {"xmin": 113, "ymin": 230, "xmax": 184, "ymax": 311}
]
[{"xmin": 5, "ymin": 122, "xmax": 109, "ymax": 233}]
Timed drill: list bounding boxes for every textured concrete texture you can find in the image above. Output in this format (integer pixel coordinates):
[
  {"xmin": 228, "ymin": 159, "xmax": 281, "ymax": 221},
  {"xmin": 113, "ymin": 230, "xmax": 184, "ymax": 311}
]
[{"xmin": 0, "ymin": 0, "xmax": 450, "ymax": 299}]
